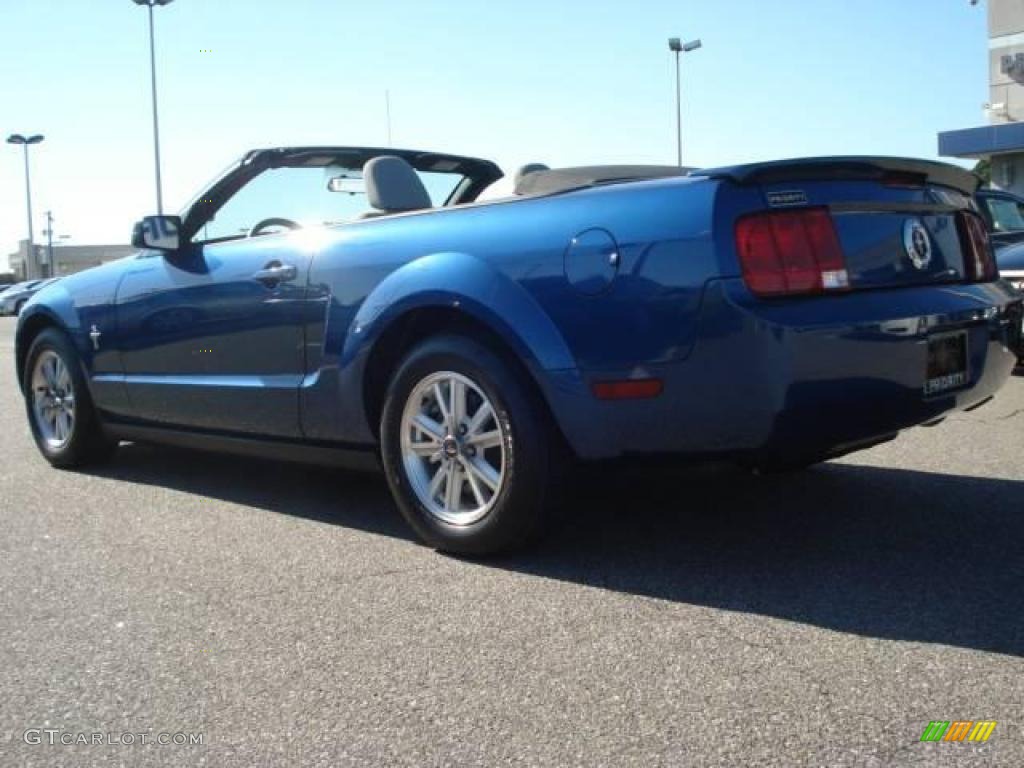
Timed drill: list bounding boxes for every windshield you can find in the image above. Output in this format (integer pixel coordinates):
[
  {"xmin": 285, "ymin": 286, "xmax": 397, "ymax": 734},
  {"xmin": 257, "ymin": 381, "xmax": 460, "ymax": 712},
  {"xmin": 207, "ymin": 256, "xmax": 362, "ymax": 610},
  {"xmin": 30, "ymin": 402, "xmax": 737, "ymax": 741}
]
[
  {"xmin": 176, "ymin": 157, "xmax": 246, "ymax": 219},
  {"xmin": 192, "ymin": 160, "xmax": 466, "ymax": 243}
]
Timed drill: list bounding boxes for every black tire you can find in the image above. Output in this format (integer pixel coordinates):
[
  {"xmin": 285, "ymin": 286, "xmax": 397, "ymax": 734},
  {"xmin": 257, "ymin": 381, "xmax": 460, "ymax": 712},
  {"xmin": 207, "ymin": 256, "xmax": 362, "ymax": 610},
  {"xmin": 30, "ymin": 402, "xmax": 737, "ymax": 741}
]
[
  {"xmin": 380, "ymin": 335, "xmax": 553, "ymax": 555},
  {"xmin": 23, "ymin": 328, "xmax": 118, "ymax": 468}
]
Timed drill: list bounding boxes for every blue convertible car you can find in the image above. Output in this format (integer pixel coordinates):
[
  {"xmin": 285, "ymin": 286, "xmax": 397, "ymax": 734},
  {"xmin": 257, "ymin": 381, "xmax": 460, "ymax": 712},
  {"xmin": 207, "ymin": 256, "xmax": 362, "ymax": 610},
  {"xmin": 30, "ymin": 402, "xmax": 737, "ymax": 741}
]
[{"xmin": 15, "ymin": 147, "xmax": 1023, "ymax": 553}]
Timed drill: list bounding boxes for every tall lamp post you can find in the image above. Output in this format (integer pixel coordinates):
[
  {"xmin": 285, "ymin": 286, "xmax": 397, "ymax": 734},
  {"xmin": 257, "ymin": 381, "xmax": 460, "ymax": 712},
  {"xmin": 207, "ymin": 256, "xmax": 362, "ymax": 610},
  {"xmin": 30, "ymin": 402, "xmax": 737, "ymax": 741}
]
[
  {"xmin": 132, "ymin": 0, "xmax": 174, "ymax": 214},
  {"xmin": 42, "ymin": 211, "xmax": 71, "ymax": 278},
  {"xmin": 668, "ymin": 37, "xmax": 702, "ymax": 168},
  {"xmin": 6, "ymin": 133, "xmax": 45, "ymax": 279}
]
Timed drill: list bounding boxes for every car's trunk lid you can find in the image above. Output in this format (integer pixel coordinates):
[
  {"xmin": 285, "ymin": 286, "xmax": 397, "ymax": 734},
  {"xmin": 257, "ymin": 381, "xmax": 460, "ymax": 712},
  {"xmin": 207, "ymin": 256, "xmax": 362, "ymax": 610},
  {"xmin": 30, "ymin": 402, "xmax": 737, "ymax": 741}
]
[{"xmin": 699, "ymin": 156, "xmax": 984, "ymax": 291}]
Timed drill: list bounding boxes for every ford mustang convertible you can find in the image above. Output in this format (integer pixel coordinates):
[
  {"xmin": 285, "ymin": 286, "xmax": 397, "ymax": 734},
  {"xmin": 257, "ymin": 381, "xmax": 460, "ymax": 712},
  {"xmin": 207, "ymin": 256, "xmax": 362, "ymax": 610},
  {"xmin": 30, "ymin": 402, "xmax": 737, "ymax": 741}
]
[{"xmin": 14, "ymin": 147, "xmax": 1023, "ymax": 553}]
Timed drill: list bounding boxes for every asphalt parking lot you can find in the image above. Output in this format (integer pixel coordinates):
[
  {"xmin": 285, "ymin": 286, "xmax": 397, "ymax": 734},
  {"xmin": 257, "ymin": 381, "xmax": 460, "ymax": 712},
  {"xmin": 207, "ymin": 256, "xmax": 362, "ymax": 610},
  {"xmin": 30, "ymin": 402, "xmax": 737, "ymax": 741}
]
[{"xmin": 0, "ymin": 316, "xmax": 1021, "ymax": 767}]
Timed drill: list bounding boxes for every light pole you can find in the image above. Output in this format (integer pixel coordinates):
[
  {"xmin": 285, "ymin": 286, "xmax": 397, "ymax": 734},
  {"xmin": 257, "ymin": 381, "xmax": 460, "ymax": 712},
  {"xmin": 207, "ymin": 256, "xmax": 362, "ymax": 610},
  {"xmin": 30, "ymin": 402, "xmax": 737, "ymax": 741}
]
[
  {"xmin": 6, "ymin": 133, "xmax": 45, "ymax": 279},
  {"xmin": 132, "ymin": 0, "xmax": 174, "ymax": 214},
  {"xmin": 668, "ymin": 37, "xmax": 702, "ymax": 168},
  {"xmin": 42, "ymin": 211, "xmax": 70, "ymax": 278}
]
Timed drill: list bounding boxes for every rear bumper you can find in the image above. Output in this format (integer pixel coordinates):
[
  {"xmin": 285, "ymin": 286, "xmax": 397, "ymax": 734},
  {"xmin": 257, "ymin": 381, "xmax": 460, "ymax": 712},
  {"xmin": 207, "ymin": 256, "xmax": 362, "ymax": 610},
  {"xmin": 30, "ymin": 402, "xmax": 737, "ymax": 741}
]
[{"xmin": 542, "ymin": 279, "xmax": 1022, "ymax": 460}]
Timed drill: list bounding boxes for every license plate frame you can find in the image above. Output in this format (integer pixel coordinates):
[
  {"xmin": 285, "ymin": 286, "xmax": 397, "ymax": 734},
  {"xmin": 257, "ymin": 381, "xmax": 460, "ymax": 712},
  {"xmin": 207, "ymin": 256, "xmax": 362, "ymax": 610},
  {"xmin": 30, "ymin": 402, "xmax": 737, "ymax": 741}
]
[{"xmin": 924, "ymin": 330, "xmax": 969, "ymax": 396}]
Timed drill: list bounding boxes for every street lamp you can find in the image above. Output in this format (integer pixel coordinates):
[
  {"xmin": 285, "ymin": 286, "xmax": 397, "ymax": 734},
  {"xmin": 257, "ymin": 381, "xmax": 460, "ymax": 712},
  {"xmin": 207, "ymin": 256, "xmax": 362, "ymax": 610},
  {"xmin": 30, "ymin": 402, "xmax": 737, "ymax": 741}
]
[
  {"xmin": 132, "ymin": 0, "xmax": 175, "ymax": 214},
  {"xmin": 42, "ymin": 211, "xmax": 71, "ymax": 279},
  {"xmin": 668, "ymin": 37, "xmax": 702, "ymax": 167},
  {"xmin": 7, "ymin": 133, "xmax": 45, "ymax": 279}
]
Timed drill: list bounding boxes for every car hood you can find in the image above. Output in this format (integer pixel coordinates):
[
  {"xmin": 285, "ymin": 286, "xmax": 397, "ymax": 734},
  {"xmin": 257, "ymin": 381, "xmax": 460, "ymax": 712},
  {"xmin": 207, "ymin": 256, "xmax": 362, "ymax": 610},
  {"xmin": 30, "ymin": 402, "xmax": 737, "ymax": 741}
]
[{"xmin": 48, "ymin": 253, "xmax": 139, "ymax": 292}]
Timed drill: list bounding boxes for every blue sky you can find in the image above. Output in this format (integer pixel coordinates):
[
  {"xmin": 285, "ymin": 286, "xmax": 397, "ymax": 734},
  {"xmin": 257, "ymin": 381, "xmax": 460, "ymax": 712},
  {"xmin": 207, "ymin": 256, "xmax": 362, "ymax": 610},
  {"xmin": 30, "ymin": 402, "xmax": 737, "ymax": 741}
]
[{"xmin": 1, "ymin": 0, "xmax": 989, "ymax": 267}]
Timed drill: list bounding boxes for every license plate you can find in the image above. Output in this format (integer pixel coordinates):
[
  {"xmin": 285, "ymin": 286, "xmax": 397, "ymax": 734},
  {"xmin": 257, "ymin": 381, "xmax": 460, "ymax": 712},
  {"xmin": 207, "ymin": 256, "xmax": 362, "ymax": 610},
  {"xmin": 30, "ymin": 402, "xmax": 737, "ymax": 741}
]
[{"xmin": 925, "ymin": 331, "xmax": 968, "ymax": 395}]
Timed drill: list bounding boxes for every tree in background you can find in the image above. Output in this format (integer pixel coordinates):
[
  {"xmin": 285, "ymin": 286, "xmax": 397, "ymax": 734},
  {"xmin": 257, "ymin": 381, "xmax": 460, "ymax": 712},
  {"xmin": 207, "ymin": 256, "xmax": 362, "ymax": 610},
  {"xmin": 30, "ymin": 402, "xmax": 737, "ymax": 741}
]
[{"xmin": 974, "ymin": 158, "xmax": 991, "ymax": 186}]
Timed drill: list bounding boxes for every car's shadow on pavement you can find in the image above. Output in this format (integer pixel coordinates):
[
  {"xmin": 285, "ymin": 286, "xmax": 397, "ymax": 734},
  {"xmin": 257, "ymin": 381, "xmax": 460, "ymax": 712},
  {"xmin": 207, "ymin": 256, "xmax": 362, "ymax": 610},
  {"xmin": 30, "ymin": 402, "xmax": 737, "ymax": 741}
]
[{"xmin": 94, "ymin": 444, "xmax": 1023, "ymax": 657}]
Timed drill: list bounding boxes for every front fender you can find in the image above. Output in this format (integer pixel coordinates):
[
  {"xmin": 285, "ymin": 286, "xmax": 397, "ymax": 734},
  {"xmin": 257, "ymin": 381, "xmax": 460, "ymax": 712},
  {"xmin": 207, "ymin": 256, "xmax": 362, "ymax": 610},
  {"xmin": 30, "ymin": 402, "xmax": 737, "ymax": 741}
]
[
  {"xmin": 15, "ymin": 270, "xmax": 125, "ymax": 411},
  {"xmin": 15, "ymin": 290, "xmax": 85, "ymax": 394}
]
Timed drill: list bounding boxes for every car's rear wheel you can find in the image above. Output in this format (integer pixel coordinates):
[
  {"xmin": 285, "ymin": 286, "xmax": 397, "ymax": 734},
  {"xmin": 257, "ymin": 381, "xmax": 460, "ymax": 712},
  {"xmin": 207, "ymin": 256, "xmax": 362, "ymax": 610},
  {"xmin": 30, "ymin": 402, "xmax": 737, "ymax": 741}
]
[
  {"xmin": 23, "ymin": 328, "xmax": 117, "ymax": 468},
  {"xmin": 380, "ymin": 335, "xmax": 552, "ymax": 555}
]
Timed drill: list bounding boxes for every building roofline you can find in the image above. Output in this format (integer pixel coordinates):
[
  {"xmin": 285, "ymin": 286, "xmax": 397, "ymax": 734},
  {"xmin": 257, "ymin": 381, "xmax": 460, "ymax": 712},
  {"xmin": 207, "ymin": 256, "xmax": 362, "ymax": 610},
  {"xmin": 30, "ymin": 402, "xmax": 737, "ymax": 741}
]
[{"xmin": 938, "ymin": 122, "xmax": 1024, "ymax": 158}]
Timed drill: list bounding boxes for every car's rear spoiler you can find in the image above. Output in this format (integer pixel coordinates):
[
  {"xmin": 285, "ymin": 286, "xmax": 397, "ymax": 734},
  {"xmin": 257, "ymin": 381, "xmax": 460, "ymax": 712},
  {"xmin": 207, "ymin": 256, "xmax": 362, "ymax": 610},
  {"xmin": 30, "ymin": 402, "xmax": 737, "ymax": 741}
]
[{"xmin": 690, "ymin": 156, "xmax": 980, "ymax": 195}]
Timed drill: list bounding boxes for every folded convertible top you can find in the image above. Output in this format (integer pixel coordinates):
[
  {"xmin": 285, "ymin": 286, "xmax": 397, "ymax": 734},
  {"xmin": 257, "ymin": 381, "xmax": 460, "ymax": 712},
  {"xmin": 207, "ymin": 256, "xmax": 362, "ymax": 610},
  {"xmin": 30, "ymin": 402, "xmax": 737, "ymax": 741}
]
[{"xmin": 515, "ymin": 165, "xmax": 691, "ymax": 196}]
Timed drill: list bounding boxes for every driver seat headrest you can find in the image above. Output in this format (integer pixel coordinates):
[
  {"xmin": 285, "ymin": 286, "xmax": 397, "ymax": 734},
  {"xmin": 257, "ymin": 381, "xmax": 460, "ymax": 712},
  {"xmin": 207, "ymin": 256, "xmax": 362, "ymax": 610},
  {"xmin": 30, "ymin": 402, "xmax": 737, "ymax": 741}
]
[
  {"xmin": 513, "ymin": 163, "xmax": 550, "ymax": 188},
  {"xmin": 363, "ymin": 156, "xmax": 432, "ymax": 215}
]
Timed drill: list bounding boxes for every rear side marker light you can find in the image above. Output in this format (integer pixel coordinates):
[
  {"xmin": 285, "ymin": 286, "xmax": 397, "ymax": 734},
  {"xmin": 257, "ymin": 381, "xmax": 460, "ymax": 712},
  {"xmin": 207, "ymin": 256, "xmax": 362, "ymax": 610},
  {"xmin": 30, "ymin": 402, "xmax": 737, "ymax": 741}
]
[
  {"xmin": 591, "ymin": 378, "xmax": 663, "ymax": 400},
  {"xmin": 735, "ymin": 207, "xmax": 850, "ymax": 297},
  {"xmin": 957, "ymin": 211, "xmax": 999, "ymax": 283}
]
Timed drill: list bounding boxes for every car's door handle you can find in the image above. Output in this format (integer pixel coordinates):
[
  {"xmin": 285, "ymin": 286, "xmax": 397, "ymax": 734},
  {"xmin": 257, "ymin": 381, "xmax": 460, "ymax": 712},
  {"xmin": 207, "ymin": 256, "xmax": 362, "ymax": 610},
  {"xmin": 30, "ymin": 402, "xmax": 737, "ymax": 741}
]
[{"xmin": 252, "ymin": 262, "xmax": 298, "ymax": 286}]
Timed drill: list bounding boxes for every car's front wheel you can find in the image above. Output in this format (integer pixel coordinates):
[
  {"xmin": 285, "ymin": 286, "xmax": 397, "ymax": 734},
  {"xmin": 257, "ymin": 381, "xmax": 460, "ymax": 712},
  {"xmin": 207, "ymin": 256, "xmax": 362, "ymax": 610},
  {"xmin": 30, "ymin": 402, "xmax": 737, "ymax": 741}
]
[
  {"xmin": 23, "ymin": 328, "xmax": 118, "ymax": 468},
  {"xmin": 380, "ymin": 335, "xmax": 553, "ymax": 555}
]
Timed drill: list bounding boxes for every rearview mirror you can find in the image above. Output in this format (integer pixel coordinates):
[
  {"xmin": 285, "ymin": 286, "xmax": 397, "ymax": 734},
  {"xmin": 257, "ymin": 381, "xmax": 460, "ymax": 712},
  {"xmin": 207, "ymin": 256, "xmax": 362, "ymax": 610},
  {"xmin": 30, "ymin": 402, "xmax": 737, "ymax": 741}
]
[
  {"xmin": 131, "ymin": 215, "xmax": 181, "ymax": 251},
  {"xmin": 327, "ymin": 176, "xmax": 366, "ymax": 195}
]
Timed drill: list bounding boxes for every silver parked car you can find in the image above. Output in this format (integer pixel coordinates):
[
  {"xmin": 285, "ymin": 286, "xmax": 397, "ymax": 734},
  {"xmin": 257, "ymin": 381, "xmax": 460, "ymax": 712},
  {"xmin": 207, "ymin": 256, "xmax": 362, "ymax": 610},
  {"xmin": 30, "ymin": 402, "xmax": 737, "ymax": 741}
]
[{"xmin": 0, "ymin": 278, "xmax": 58, "ymax": 316}]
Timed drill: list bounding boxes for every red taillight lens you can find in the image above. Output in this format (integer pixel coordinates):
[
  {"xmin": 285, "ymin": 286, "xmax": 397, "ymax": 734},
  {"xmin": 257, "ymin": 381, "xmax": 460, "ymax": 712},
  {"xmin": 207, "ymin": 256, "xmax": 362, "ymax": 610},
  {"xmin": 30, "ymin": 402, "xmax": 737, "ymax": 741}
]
[
  {"xmin": 958, "ymin": 212, "xmax": 999, "ymax": 282},
  {"xmin": 735, "ymin": 207, "xmax": 849, "ymax": 297}
]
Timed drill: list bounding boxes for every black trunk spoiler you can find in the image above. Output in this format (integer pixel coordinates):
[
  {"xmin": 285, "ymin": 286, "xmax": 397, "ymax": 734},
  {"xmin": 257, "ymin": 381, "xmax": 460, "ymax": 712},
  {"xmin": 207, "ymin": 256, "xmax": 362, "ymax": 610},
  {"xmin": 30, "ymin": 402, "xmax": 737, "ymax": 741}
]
[{"xmin": 691, "ymin": 156, "xmax": 979, "ymax": 195}]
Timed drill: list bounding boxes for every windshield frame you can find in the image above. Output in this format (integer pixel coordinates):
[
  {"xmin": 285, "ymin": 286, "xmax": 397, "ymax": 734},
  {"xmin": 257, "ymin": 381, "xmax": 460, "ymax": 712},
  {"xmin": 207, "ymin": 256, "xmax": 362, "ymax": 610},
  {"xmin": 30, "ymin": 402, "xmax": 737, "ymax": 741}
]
[{"xmin": 177, "ymin": 146, "xmax": 503, "ymax": 244}]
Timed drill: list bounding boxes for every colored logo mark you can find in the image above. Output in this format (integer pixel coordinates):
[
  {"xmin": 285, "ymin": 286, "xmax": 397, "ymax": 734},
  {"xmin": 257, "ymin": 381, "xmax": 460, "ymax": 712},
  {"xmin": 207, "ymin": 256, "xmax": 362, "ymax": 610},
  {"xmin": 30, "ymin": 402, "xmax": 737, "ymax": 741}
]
[{"xmin": 920, "ymin": 721, "xmax": 996, "ymax": 743}]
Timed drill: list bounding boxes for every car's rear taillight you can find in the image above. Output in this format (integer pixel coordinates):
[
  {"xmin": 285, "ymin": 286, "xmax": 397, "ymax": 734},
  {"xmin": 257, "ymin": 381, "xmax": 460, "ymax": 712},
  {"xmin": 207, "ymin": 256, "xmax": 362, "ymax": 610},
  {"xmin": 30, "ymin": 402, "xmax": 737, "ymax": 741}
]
[
  {"xmin": 735, "ymin": 207, "xmax": 849, "ymax": 297},
  {"xmin": 957, "ymin": 211, "xmax": 999, "ymax": 283}
]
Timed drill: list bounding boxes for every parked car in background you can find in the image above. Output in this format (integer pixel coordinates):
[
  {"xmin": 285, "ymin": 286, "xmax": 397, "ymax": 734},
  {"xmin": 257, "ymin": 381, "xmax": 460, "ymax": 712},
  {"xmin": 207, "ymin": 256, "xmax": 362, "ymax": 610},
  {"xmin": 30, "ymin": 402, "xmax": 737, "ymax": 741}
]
[
  {"xmin": 976, "ymin": 187, "xmax": 1024, "ymax": 248},
  {"xmin": 994, "ymin": 239, "xmax": 1024, "ymax": 362},
  {"xmin": 0, "ymin": 280, "xmax": 38, "ymax": 299},
  {"xmin": 999, "ymin": 241, "xmax": 1024, "ymax": 290},
  {"xmin": 0, "ymin": 279, "xmax": 52, "ymax": 316},
  {"xmin": 14, "ymin": 149, "xmax": 1023, "ymax": 554}
]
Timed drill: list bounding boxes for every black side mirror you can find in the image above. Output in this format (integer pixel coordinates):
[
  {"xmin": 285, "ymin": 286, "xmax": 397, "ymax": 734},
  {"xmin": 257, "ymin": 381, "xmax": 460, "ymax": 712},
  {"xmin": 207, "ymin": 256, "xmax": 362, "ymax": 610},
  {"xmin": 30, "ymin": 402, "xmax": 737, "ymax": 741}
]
[{"xmin": 131, "ymin": 215, "xmax": 182, "ymax": 251}]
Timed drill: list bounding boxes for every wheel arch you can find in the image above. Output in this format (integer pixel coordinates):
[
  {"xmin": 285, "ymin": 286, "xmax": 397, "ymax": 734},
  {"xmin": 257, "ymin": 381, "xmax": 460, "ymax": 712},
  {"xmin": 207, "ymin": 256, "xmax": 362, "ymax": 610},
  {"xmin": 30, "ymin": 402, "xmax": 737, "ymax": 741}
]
[
  {"xmin": 339, "ymin": 251, "xmax": 578, "ymax": 440},
  {"xmin": 361, "ymin": 305, "xmax": 573, "ymax": 454},
  {"xmin": 15, "ymin": 309, "xmax": 65, "ymax": 395}
]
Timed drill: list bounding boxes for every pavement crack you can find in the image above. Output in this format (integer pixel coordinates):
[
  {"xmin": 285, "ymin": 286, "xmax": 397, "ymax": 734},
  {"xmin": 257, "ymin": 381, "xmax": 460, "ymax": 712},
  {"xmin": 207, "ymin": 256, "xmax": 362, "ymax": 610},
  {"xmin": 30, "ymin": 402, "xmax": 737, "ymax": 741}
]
[
  {"xmin": 995, "ymin": 407, "xmax": 1024, "ymax": 421},
  {"xmin": 949, "ymin": 407, "xmax": 1024, "ymax": 425}
]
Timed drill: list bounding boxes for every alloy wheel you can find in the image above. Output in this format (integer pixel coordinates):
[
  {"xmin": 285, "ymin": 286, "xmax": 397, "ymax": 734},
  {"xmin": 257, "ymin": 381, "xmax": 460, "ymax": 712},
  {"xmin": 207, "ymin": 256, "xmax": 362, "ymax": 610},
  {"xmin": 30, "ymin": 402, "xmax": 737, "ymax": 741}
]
[
  {"xmin": 399, "ymin": 371, "xmax": 507, "ymax": 526},
  {"xmin": 31, "ymin": 349, "xmax": 76, "ymax": 449}
]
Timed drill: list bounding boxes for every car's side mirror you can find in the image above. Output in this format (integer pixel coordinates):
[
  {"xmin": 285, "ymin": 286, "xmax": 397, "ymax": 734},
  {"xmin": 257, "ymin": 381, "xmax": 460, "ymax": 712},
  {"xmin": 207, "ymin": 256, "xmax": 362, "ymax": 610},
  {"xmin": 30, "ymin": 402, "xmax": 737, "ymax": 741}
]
[{"xmin": 131, "ymin": 215, "xmax": 181, "ymax": 251}]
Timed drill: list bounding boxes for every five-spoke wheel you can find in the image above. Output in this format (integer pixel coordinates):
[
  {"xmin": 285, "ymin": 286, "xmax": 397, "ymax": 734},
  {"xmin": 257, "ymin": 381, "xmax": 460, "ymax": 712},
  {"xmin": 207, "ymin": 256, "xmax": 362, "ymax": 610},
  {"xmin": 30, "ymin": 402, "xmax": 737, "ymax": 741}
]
[{"xmin": 381, "ymin": 335, "xmax": 555, "ymax": 555}]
